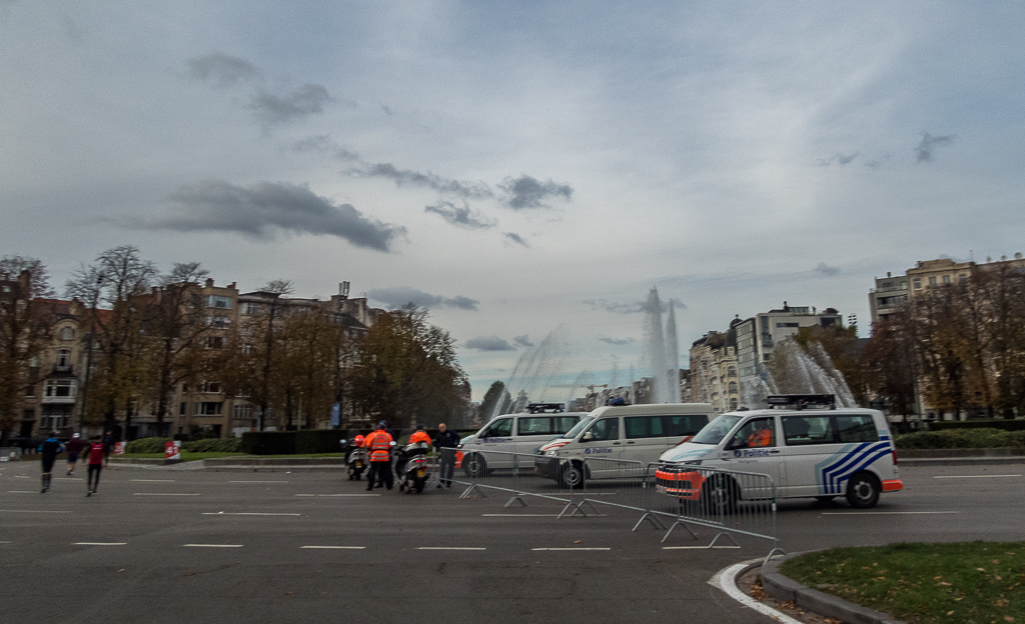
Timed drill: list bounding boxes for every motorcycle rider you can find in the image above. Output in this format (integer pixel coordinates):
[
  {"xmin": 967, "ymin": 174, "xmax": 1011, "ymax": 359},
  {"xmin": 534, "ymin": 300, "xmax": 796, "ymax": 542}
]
[{"xmin": 364, "ymin": 422, "xmax": 394, "ymax": 491}]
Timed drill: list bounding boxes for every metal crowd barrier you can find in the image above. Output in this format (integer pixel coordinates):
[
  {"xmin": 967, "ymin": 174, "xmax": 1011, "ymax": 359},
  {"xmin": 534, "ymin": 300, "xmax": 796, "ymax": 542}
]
[{"xmin": 440, "ymin": 448, "xmax": 574, "ymax": 506}]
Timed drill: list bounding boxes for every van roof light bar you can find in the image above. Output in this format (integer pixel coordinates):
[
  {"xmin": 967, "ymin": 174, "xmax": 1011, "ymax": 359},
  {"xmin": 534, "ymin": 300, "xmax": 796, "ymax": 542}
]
[
  {"xmin": 527, "ymin": 402, "xmax": 565, "ymax": 413},
  {"xmin": 766, "ymin": 394, "xmax": 836, "ymax": 410}
]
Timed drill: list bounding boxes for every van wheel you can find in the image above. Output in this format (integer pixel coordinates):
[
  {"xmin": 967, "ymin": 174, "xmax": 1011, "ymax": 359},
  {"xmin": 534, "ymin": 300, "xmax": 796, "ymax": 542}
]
[
  {"xmin": 845, "ymin": 472, "xmax": 880, "ymax": 509},
  {"xmin": 560, "ymin": 462, "xmax": 585, "ymax": 489},
  {"xmin": 701, "ymin": 475, "xmax": 738, "ymax": 515},
  {"xmin": 463, "ymin": 453, "xmax": 487, "ymax": 478}
]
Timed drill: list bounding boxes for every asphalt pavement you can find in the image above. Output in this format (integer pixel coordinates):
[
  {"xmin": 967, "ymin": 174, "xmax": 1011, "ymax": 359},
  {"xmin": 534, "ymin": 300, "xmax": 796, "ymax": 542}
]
[{"xmin": 0, "ymin": 460, "xmax": 1022, "ymax": 624}]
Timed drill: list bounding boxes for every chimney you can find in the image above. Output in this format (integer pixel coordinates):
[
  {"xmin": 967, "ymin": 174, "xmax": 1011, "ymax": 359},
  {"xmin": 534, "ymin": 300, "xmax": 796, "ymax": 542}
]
[
  {"xmin": 205, "ymin": 278, "xmax": 214, "ymax": 288},
  {"xmin": 886, "ymin": 271, "xmax": 891, "ymax": 278},
  {"xmin": 228, "ymin": 282, "xmax": 236, "ymax": 290}
]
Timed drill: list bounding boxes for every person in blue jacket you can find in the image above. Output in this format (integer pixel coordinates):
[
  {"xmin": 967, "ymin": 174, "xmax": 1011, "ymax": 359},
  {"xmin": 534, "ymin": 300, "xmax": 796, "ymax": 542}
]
[{"xmin": 38, "ymin": 432, "xmax": 64, "ymax": 493}]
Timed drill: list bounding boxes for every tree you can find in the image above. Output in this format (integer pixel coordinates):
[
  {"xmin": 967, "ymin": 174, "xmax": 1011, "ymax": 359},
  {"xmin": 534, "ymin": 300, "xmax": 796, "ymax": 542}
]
[
  {"xmin": 862, "ymin": 312, "xmax": 918, "ymax": 418},
  {"xmin": 478, "ymin": 381, "xmax": 506, "ymax": 422},
  {"xmin": 0, "ymin": 257, "xmax": 54, "ymax": 443},
  {"xmin": 348, "ymin": 305, "xmax": 468, "ymax": 429}
]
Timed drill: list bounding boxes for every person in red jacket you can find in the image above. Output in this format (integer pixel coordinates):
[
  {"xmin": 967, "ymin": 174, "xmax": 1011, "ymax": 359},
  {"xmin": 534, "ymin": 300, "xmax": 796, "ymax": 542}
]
[
  {"xmin": 364, "ymin": 422, "xmax": 394, "ymax": 491},
  {"xmin": 86, "ymin": 435, "xmax": 105, "ymax": 496}
]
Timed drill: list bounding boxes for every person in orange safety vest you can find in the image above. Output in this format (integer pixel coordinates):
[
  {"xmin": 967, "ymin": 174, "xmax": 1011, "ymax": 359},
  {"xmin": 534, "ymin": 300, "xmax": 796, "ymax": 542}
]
[
  {"xmin": 747, "ymin": 424, "xmax": 772, "ymax": 448},
  {"xmin": 408, "ymin": 425, "xmax": 431, "ymax": 445},
  {"xmin": 364, "ymin": 422, "xmax": 394, "ymax": 491}
]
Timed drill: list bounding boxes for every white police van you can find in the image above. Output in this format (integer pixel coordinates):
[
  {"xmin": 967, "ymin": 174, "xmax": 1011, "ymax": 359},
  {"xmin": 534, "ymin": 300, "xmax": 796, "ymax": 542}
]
[
  {"xmin": 534, "ymin": 403, "xmax": 716, "ymax": 488},
  {"xmin": 656, "ymin": 395, "xmax": 903, "ymax": 509},
  {"xmin": 458, "ymin": 404, "xmax": 587, "ymax": 476}
]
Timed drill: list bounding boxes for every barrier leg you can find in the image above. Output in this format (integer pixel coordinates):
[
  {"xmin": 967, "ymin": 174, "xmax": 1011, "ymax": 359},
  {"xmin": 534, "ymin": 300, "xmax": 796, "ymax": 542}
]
[
  {"xmin": 459, "ymin": 483, "xmax": 488, "ymax": 499},
  {"xmin": 661, "ymin": 518, "xmax": 700, "ymax": 543},
  {"xmin": 504, "ymin": 495, "xmax": 527, "ymax": 507},
  {"xmin": 707, "ymin": 532, "xmax": 742, "ymax": 549},
  {"xmin": 632, "ymin": 511, "xmax": 668, "ymax": 531}
]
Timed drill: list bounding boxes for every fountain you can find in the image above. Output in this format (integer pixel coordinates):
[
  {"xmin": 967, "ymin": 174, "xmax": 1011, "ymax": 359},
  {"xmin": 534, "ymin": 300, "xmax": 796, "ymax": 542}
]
[{"xmin": 764, "ymin": 339, "xmax": 856, "ymax": 408}]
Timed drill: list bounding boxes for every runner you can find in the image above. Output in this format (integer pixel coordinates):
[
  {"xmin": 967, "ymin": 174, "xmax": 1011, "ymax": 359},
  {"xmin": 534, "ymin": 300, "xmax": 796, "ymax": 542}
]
[
  {"xmin": 66, "ymin": 433, "xmax": 85, "ymax": 476},
  {"xmin": 86, "ymin": 435, "xmax": 104, "ymax": 496},
  {"xmin": 38, "ymin": 432, "xmax": 64, "ymax": 493}
]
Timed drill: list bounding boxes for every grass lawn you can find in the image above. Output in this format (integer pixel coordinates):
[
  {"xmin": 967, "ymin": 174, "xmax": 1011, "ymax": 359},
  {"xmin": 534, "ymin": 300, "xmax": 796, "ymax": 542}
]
[{"xmin": 780, "ymin": 542, "xmax": 1025, "ymax": 624}]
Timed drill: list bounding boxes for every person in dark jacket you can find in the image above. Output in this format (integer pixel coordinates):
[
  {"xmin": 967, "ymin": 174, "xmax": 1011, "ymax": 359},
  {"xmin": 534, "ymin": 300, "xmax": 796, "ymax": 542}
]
[
  {"xmin": 102, "ymin": 430, "xmax": 114, "ymax": 466},
  {"xmin": 38, "ymin": 432, "xmax": 64, "ymax": 493},
  {"xmin": 65, "ymin": 433, "xmax": 85, "ymax": 476},
  {"xmin": 433, "ymin": 423, "xmax": 460, "ymax": 488}
]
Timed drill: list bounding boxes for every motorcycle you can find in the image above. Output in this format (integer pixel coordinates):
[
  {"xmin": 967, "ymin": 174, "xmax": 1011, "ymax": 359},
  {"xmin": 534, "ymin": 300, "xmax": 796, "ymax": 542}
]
[
  {"xmin": 398, "ymin": 441, "xmax": 431, "ymax": 494},
  {"xmin": 344, "ymin": 440, "xmax": 368, "ymax": 481}
]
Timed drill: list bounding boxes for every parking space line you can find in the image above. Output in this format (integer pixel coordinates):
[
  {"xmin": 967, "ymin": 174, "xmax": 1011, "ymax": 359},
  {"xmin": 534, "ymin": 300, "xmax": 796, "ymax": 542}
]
[
  {"xmin": 417, "ymin": 547, "xmax": 486, "ymax": 551},
  {"xmin": 933, "ymin": 474, "xmax": 1021, "ymax": 479},
  {"xmin": 0, "ymin": 509, "xmax": 71, "ymax": 514},
  {"xmin": 228, "ymin": 480, "xmax": 289, "ymax": 483},
  {"xmin": 133, "ymin": 493, "xmax": 200, "ymax": 496},
  {"xmin": 532, "ymin": 547, "xmax": 611, "ymax": 551},
  {"xmin": 73, "ymin": 542, "xmax": 127, "ymax": 546},
  {"xmin": 301, "ymin": 546, "xmax": 366, "ymax": 550},
  {"xmin": 822, "ymin": 511, "xmax": 959, "ymax": 515},
  {"xmin": 183, "ymin": 544, "xmax": 243, "ymax": 548},
  {"xmin": 201, "ymin": 512, "xmax": 301, "ymax": 516}
]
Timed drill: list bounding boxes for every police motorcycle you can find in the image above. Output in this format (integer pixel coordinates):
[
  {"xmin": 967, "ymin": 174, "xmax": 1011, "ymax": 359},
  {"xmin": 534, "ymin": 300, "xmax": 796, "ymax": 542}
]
[
  {"xmin": 397, "ymin": 441, "xmax": 432, "ymax": 494},
  {"xmin": 343, "ymin": 438, "xmax": 368, "ymax": 481}
]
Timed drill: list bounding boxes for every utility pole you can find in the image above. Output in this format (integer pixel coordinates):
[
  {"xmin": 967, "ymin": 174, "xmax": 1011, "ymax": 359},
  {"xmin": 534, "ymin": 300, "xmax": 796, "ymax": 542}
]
[{"xmin": 77, "ymin": 275, "xmax": 102, "ymax": 434}]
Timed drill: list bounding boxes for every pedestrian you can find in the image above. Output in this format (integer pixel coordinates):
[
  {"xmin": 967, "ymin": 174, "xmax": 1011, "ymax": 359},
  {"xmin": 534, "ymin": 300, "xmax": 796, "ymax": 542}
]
[
  {"xmin": 65, "ymin": 433, "xmax": 85, "ymax": 476},
  {"xmin": 433, "ymin": 422, "xmax": 459, "ymax": 488},
  {"xmin": 364, "ymin": 421, "xmax": 394, "ymax": 491},
  {"xmin": 86, "ymin": 435, "xmax": 104, "ymax": 496},
  {"xmin": 102, "ymin": 430, "xmax": 115, "ymax": 466},
  {"xmin": 38, "ymin": 431, "xmax": 64, "ymax": 493}
]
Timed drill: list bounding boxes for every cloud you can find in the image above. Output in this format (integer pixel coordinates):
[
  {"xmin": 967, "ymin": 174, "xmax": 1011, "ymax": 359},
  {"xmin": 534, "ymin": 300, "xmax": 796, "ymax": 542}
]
[
  {"xmin": 814, "ymin": 263, "xmax": 840, "ymax": 276},
  {"xmin": 424, "ymin": 201, "xmax": 496, "ymax": 229},
  {"xmin": 136, "ymin": 180, "xmax": 404, "ymax": 251},
  {"xmin": 513, "ymin": 335, "xmax": 533, "ymax": 347},
  {"xmin": 817, "ymin": 153, "xmax": 858, "ymax": 167},
  {"xmin": 367, "ymin": 286, "xmax": 479, "ymax": 311},
  {"xmin": 598, "ymin": 337, "xmax": 635, "ymax": 345},
  {"xmin": 499, "ymin": 175, "xmax": 573, "ymax": 210},
  {"xmin": 348, "ymin": 163, "xmax": 493, "ymax": 199},
  {"xmin": 465, "ymin": 336, "xmax": 516, "ymax": 351},
  {"xmin": 288, "ymin": 135, "xmax": 359, "ymax": 160},
  {"xmin": 249, "ymin": 84, "xmax": 332, "ymax": 126},
  {"xmin": 187, "ymin": 52, "xmax": 261, "ymax": 88},
  {"xmin": 503, "ymin": 232, "xmax": 530, "ymax": 247},
  {"xmin": 914, "ymin": 132, "xmax": 956, "ymax": 163}
]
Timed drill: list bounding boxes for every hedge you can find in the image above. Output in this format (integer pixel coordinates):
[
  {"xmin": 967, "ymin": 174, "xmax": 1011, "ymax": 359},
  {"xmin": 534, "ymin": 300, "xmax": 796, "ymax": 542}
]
[
  {"xmin": 894, "ymin": 428, "xmax": 1025, "ymax": 449},
  {"xmin": 295, "ymin": 429, "xmax": 346, "ymax": 454},
  {"xmin": 927, "ymin": 419, "xmax": 1025, "ymax": 432},
  {"xmin": 125, "ymin": 437, "xmax": 242, "ymax": 453},
  {"xmin": 241, "ymin": 431, "xmax": 296, "ymax": 455}
]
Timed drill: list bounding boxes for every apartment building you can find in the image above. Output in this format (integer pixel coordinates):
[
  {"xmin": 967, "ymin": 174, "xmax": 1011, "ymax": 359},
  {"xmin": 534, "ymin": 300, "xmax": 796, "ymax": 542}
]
[{"xmin": 689, "ymin": 329, "xmax": 740, "ymax": 414}]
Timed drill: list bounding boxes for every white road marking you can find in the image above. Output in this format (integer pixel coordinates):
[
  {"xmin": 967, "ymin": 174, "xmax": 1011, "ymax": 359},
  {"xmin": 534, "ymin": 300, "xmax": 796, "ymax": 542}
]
[
  {"xmin": 295, "ymin": 493, "xmax": 380, "ymax": 497},
  {"xmin": 822, "ymin": 511, "xmax": 959, "ymax": 515},
  {"xmin": 417, "ymin": 547, "xmax": 486, "ymax": 551},
  {"xmin": 301, "ymin": 546, "xmax": 366, "ymax": 550},
  {"xmin": 709, "ymin": 562, "xmax": 803, "ymax": 624},
  {"xmin": 482, "ymin": 514, "xmax": 559, "ymax": 517},
  {"xmin": 663, "ymin": 545, "xmax": 742, "ymax": 550},
  {"xmin": 133, "ymin": 493, "xmax": 199, "ymax": 496},
  {"xmin": 0, "ymin": 540, "xmax": 12, "ymax": 543},
  {"xmin": 73, "ymin": 542, "xmax": 126, "ymax": 546},
  {"xmin": 14, "ymin": 476, "xmax": 30, "ymax": 479},
  {"xmin": 131, "ymin": 479, "xmax": 175, "ymax": 482},
  {"xmin": 54, "ymin": 478, "xmax": 81, "ymax": 481},
  {"xmin": 0, "ymin": 509, "xmax": 71, "ymax": 514},
  {"xmin": 934, "ymin": 474, "xmax": 1021, "ymax": 479},
  {"xmin": 6, "ymin": 491, "xmax": 38, "ymax": 494},
  {"xmin": 183, "ymin": 544, "xmax": 243, "ymax": 548},
  {"xmin": 531, "ymin": 547, "xmax": 611, "ymax": 551},
  {"xmin": 228, "ymin": 480, "xmax": 289, "ymax": 483},
  {"xmin": 201, "ymin": 512, "xmax": 301, "ymax": 516}
]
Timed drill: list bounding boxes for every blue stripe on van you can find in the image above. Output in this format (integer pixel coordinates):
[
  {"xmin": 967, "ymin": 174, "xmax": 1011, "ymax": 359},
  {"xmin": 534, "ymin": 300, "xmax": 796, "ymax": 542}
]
[{"xmin": 821, "ymin": 442, "xmax": 892, "ymax": 494}]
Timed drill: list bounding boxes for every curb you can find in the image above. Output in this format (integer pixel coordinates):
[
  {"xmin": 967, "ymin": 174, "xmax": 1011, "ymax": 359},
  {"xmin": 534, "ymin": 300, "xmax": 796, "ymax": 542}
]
[
  {"xmin": 898, "ymin": 456, "xmax": 1025, "ymax": 466},
  {"xmin": 761, "ymin": 553, "xmax": 905, "ymax": 624}
]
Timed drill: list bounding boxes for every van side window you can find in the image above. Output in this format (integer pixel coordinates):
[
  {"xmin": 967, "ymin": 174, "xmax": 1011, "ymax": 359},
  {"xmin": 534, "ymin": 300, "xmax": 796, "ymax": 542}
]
[
  {"xmin": 587, "ymin": 418, "xmax": 619, "ymax": 441},
  {"xmin": 486, "ymin": 419, "xmax": 513, "ymax": 437},
  {"xmin": 552, "ymin": 417, "xmax": 578, "ymax": 433},
  {"xmin": 728, "ymin": 417, "xmax": 776, "ymax": 449},
  {"xmin": 836, "ymin": 415, "xmax": 878, "ymax": 443},
  {"xmin": 517, "ymin": 417, "xmax": 552, "ymax": 436},
  {"xmin": 782, "ymin": 416, "xmax": 836, "ymax": 446},
  {"xmin": 663, "ymin": 415, "xmax": 707, "ymax": 437},
  {"xmin": 625, "ymin": 416, "xmax": 658, "ymax": 438}
]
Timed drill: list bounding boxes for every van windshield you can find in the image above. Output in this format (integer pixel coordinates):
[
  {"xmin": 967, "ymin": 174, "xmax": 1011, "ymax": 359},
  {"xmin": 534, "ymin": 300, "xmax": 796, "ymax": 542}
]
[
  {"xmin": 690, "ymin": 414, "xmax": 743, "ymax": 445},
  {"xmin": 561, "ymin": 416, "xmax": 595, "ymax": 440}
]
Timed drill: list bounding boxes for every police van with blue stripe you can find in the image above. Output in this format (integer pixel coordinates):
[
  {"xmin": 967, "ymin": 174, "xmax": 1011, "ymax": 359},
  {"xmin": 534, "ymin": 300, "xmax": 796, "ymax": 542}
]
[{"xmin": 657, "ymin": 394, "xmax": 903, "ymax": 508}]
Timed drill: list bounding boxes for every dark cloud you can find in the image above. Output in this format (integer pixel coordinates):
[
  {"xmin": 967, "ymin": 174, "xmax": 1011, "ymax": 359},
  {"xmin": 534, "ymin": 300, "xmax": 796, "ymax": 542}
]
[
  {"xmin": 188, "ymin": 52, "xmax": 261, "ymax": 88},
  {"xmin": 348, "ymin": 163, "xmax": 493, "ymax": 200},
  {"xmin": 914, "ymin": 132, "xmax": 956, "ymax": 163},
  {"xmin": 249, "ymin": 84, "xmax": 332, "ymax": 126},
  {"xmin": 598, "ymin": 337, "xmax": 635, "ymax": 346},
  {"xmin": 817, "ymin": 153, "xmax": 858, "ymax": 167},
  {"xmin": 138, "ymin": 180, "xmax": 404, "ymax": 251},
  {"xmin": 499, "ymin": 175, "xmax": 573, "ymax": 210},
  {"xmin": 367, "ymin": 287, "xmax": 479, "ymax": 311},
  {"xmin": 513, "ymin": 335, "xmax": 533, "ymax": 347},
  {"xmin": 289, "ymin": 136, "xmax": 359, "ymax": 160},
  {"xmin": 465, "ymin": 336, "xmax": 516, "ymax": 351},
  {"xmin": 503, "ymin": 232, "xmax": 530, "ymax": 247},
  {"xmin": 424, "ymin": 201, "xmax": 496, "ymax": 229},
  {"xmin": 814, "ymin": 263, "xmax": 840, "ymax": 276}
]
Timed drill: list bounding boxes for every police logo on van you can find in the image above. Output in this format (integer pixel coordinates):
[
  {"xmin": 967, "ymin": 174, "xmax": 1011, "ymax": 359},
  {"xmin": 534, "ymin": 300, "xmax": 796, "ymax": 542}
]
[
  {"xmin": 584, "ymin": 447, "xmax": 613, "ymax": 455},
  {"xmin": 734, "ymin": 449, "xmax": 771, "ymax": 458}
]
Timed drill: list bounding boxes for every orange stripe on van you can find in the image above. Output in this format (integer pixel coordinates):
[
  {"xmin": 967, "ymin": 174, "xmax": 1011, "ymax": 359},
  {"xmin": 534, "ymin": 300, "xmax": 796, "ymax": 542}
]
[{"xmin": 882, "ymin": 479, "xmax": 903, "ymax": 492}]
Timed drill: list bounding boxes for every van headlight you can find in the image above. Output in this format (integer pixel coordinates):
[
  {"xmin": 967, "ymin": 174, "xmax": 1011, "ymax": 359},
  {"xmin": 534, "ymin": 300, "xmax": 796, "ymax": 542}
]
[{"xmin": 682, "ymin": 460, "xmax": 702, "ymax": 466}]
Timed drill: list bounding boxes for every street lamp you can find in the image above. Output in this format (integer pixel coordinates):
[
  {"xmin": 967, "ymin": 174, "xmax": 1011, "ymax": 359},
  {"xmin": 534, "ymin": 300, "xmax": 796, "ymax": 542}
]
[{"xmin": 77, "ymin": 275, "xmax": 102, "ymax": 434}]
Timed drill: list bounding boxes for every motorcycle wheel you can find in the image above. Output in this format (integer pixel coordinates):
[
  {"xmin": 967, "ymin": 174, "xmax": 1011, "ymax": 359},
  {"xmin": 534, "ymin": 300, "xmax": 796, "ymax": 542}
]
[{"xmin": 415, "ymin": 477, "xmax": 425, "ymax": 494}]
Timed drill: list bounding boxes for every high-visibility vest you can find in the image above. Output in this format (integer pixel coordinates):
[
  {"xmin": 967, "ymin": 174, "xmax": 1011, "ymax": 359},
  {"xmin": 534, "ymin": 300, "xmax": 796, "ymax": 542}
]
[
  {"xmin": 366, "ymin": 430, "xmax": 393, "ymax": 461},
  {"xmin": 748, "ymin": 428, "xmax": 772, "ymax": 448},
  {"xmin": 409, "ymin": 431, "xmax": 431, "ymax": 445}
]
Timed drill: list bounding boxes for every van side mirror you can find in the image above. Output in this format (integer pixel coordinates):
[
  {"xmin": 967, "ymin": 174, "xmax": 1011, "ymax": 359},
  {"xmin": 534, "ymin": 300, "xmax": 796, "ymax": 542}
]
[{"xmin": 582, "ymin": 431, "xmax": 594, "ymax": 442}]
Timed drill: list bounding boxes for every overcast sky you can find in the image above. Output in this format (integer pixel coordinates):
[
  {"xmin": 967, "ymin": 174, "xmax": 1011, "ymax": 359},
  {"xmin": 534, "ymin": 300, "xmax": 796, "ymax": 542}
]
[{"xmin": 3, "ymin": 1, "xmax": 1024, "ymax": 400}]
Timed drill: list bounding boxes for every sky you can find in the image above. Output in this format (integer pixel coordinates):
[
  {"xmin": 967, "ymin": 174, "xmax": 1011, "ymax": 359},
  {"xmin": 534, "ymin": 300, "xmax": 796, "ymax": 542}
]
[{"xmin": 3, "ymin": 1, "xmax": 1025, "ymax": 401}]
